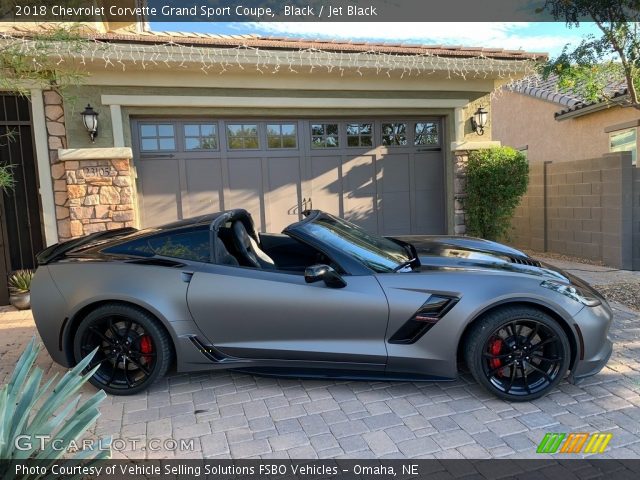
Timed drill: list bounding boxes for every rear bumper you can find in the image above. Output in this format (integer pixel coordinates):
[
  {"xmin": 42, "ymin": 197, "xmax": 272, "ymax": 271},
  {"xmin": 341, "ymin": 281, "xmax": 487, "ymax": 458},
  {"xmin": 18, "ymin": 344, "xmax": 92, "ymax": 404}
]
[{"xmin": 568, "ymin": 301, "xmax": 614, "ymax": 383}]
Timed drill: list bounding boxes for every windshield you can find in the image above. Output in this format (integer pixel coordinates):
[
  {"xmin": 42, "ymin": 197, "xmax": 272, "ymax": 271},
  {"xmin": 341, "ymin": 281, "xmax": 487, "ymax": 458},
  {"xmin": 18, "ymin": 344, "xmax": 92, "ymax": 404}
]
[{"xmin": 303, "ymin": 213, "xmax": 411, "ymax": 273}]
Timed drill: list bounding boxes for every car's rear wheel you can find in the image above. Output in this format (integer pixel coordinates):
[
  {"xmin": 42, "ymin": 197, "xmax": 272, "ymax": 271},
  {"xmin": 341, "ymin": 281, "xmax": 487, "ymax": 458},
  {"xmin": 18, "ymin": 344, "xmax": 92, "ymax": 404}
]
[
  {"xmin": 464, "ymin": 306, "xmax": 571, "ymax": 401},
  {"xmin": 74, "ymin": 303, "xmax": 173, "ymax": 395}
]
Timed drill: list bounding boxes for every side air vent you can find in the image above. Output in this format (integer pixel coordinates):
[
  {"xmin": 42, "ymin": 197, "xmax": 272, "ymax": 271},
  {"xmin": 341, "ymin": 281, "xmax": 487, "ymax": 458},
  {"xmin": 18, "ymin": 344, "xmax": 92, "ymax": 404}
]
[
  {"xmin": 389, "ymin": 295, "xmax": 459, "ymax": 344},
  {"xmin": 189, "ymin": 336, "xmax": 229, "ymax": 362},
  {"xmin": 509, "ymin": 256, "xmax": 541, "ymax": 267}
]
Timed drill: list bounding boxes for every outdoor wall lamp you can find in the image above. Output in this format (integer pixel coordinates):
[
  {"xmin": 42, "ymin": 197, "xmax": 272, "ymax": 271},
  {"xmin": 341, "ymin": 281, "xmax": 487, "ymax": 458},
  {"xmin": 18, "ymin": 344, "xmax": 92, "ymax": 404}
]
[
  {"xmin": 471, "ymin": 106, "xmax": 488, "ymax": 136},
  {"xmin": 81, "ymin": 104, "xmax": 99, "ymax": 142}
]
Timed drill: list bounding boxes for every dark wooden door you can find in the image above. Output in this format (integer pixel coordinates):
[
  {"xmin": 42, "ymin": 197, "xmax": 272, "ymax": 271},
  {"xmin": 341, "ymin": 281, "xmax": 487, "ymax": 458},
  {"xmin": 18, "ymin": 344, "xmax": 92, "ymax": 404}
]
[{"xmin": 0, "ymin": 95, "xmax": 44, "ymax": 305}]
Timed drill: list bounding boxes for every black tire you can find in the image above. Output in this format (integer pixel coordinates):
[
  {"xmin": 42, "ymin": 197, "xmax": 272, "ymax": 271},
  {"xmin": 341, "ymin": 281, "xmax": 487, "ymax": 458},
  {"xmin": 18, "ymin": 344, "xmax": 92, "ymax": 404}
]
[
  {"xmin": 464, "ymin": 306, "xmax": 571, "ymax": 402},
  {"xmin": 74, "ymin": 303, "xmax": 173, "ymax": 395}
]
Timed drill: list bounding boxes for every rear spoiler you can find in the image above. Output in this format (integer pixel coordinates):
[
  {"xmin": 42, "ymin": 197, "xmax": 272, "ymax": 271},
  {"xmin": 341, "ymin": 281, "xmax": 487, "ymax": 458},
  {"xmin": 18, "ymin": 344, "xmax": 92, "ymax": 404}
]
[{"xmin": 36, "ymin": 228, "xmax": 138, "ymax": 265}]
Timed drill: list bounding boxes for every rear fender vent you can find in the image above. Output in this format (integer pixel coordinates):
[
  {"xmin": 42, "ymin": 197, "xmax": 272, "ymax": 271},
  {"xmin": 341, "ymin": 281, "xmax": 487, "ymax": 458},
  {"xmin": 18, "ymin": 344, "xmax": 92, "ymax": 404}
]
[
  {"xmin": 189, "ymin": 336, "xmax": 229, "ymax": 362},
  {"xmin": 389, "ymin": 295, "xmax": 459, "ymax": 344}
]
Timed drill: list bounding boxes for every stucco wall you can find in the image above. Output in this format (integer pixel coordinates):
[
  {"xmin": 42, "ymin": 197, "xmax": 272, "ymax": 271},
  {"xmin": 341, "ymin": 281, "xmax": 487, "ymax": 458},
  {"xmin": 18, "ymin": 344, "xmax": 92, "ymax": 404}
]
[{"xmin": 492, "ymin": 90, "xmax": 640, "ymax": 163}]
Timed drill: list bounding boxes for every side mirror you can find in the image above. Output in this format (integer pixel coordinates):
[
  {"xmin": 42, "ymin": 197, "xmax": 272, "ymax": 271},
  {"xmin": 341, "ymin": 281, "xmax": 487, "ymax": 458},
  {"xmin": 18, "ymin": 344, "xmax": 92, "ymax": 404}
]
[{"xmin": 304, "ymin": 264, "xmax": 347, "ymax": 289}]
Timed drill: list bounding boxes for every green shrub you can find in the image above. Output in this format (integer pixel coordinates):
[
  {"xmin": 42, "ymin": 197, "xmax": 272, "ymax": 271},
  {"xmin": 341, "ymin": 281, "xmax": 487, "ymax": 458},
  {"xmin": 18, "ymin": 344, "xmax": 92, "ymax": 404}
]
[{"xmin": 465, "ymin": 147, "xmax": 529, "ymax": 241}]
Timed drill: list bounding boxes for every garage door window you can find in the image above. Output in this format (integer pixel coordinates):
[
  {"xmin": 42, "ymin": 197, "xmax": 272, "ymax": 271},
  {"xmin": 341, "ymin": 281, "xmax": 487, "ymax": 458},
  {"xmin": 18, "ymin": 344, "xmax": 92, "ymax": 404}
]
[
  {"xmin": 140, "ymin": 124, "xmax": 176, "ymax": 151},
  {"xmin": 184, "ymin": 123, "xmax": 218, "ymax": 150},
  {"xmin": 311, "ymin": 123, "xmax": 339, "ymax": 148},
  {"xmin": 227, "ymin": 124, "xmax": 259, "ymax": 149},
  {"xmin": 267, "ymin": 123, "xmax": 297, "ymax": 149},
  {"xmin": 382, "ymin": 123, "xmax": 408, "ymax": 146},
  {"xmin": 415, "ymin": 122, "xmax": 439, "ymax": 146},
  {"xmin": 347, "ymin": 123, "xmax": 373, "ymax": 147}
]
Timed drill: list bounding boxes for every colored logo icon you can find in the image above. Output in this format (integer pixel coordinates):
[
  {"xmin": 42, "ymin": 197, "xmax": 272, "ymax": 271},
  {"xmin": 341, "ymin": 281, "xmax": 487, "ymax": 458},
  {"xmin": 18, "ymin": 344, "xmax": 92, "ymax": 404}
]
[{"xmin": 537, "ymin": 432, "xmax": 612, "ymax": 454}]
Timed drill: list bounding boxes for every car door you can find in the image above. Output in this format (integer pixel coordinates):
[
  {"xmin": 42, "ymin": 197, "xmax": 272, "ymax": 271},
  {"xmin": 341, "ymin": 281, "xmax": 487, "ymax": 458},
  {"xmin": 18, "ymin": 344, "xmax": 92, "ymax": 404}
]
[{"xmin": 185, "ymin": 264, "xmax": 389, "ymax": 368}]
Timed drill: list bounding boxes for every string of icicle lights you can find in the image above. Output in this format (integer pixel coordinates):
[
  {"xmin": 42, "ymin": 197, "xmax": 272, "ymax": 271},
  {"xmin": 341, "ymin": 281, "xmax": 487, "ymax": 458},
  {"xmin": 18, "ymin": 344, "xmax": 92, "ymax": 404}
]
[{"xmin": 1, "ymin": 32, "xmax": 539, "ymax": 83}]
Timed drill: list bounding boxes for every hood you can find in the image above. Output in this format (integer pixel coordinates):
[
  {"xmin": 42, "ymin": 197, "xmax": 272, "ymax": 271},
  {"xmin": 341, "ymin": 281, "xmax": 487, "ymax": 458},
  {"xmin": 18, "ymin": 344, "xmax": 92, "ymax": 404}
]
[{"xmin": 400, "ymin": 235, "xmax": 570, "ymax": 282}]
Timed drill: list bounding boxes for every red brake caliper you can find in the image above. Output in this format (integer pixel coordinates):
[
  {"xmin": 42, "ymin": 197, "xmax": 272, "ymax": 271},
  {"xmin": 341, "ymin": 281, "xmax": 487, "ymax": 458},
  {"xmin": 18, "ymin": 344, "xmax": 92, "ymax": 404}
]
[
  {"xmin": 140, "ymin": 335, "xmax": 153, "ymax": 364},
  {"xmin": 489, "ymin": 338, "xmax": 504, "ymax": 377}
]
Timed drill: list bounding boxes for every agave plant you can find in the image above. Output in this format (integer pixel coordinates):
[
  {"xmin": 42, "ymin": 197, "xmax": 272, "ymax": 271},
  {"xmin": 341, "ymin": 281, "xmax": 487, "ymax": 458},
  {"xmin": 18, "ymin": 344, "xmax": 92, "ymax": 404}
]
[
  {"xmin": 8, "ymin": 270, "xmax": 34, "ymax": 294},
  {"xmin": 0, "ymin": 338, "xmax": 110, "ymax": 464}
]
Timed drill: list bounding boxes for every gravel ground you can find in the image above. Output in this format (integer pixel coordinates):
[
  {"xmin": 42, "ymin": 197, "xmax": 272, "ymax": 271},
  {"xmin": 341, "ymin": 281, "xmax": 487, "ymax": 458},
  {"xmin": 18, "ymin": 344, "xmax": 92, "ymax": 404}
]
[
  {"xmin": 524, "ymin": 249, "xmax": 605, "ymax": 267},
  {"xmin": 594, "ymin": 282, "xmax": 640, "ymax": 312}
]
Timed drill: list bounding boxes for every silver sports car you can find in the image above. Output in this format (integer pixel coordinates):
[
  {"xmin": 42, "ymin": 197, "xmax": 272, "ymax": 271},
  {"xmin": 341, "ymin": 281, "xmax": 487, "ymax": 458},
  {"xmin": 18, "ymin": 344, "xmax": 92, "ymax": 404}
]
[{"xmin": 31, "ymin": 209, "xmax": 613, "ymax": 401}]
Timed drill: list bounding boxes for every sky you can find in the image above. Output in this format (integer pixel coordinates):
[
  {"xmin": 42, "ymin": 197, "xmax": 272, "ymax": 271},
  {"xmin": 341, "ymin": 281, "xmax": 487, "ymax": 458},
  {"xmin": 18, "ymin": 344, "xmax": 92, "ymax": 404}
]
[{"xmin": 151, "ymin": 22, "xmax": 600, "ymax": 58}]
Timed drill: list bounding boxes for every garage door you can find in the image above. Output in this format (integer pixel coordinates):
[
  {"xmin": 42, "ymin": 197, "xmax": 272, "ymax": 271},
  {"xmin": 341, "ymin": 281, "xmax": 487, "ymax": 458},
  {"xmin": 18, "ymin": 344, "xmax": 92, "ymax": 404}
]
[{"xmin": 132, "ymin": 118, "xmax": 445, "ymax": 235}]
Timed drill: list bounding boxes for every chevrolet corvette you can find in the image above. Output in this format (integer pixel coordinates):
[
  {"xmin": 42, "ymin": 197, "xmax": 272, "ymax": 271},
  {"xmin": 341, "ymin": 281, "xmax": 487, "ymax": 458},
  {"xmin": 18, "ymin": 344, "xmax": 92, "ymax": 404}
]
[{"xmin": 31, "ymin": 209, "xmax": 613, "ymax": 400}]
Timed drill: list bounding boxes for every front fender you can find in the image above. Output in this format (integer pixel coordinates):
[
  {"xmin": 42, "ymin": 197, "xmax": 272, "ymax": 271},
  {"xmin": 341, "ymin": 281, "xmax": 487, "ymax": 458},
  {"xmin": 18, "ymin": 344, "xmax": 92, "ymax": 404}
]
[{"xmin": 376, "ymin": 270, "xmax": 583, "ymax": 379}]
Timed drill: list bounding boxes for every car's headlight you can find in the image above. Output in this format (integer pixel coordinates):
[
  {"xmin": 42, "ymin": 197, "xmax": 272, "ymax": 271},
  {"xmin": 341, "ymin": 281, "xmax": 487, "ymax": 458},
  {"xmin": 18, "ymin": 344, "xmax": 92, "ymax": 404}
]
[{"xmin": 540, "ymin": 280, "xmax": 601, "ymax": 307}]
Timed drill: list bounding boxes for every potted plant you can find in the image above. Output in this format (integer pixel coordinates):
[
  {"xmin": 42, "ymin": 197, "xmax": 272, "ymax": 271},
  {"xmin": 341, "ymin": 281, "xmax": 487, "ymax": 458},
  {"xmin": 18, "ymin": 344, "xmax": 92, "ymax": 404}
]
[{"xmin": 8, "ymin": 269, "xmax": 34, "ymax": 310}]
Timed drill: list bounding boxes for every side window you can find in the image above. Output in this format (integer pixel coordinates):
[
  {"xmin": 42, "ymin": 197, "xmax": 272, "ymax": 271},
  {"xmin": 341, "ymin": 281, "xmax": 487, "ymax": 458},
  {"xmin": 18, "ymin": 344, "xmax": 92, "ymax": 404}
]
[
  {"xmin": 311, "ymin": 123, "xmax": 339, "ymax": 148},
  {"xmin": 346, "ymin": 123, "xmax": 373, "ymax": 147},
  {"xmin": 382, "ymin": 122, "xmax": 408, "ymax": 146},
  {"xmin": 267, "ymin": 123, "xmax": 297, "ymax": 149},
  {"xmin": 104, "ymin": 228, "xmax": 211, "ymax": 263},
  {"xmin": 610, "ymin": 128, "xmax": 637, "ymax": 165},
  {"xmin": 227, "ymin": 124, "xmax": 259, "ymax": 149},
  {"xmin": 139, "ymin": 123, "xmax": 176, "ymax": 151},
  {"xmin": 414, "ymin": 122, "xmax": 439, "ymax": 146},
  {"xmin": 184, "ymin": 123, "xmax": 219, "ymax": 150}
]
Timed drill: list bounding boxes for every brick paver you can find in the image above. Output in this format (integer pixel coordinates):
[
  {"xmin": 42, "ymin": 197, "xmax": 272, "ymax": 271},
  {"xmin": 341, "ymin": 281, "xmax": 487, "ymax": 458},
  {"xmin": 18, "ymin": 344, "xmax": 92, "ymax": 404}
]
[{"xmin": 1, "ymin": 260, "xmax": 639, "ymax": 460}]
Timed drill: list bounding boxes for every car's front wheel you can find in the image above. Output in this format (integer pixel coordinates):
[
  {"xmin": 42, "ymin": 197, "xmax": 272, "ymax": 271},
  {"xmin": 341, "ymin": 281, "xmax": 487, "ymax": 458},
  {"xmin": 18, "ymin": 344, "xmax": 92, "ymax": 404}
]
[
  {"xmin": 74, "ymin": 303, "xmax": 173, "ymax": 395},
  {"xmin": 464, "ymin": 306, "xmax": 571, "ymax": 401}
]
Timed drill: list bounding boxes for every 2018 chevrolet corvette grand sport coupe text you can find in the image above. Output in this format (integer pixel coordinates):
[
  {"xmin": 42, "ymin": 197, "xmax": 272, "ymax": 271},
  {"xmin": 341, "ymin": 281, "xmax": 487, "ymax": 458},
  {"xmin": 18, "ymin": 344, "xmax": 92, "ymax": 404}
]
[{"xmin": 31, "ymin": 209, "xmax": 613, "ymax": 401}]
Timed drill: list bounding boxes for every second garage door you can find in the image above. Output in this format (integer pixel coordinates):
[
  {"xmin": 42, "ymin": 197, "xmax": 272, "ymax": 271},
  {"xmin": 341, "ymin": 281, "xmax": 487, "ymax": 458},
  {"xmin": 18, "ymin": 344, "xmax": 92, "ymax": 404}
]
[{"xmin": 132, "ymin": 118, "xmax": 445, "ymax": 235}]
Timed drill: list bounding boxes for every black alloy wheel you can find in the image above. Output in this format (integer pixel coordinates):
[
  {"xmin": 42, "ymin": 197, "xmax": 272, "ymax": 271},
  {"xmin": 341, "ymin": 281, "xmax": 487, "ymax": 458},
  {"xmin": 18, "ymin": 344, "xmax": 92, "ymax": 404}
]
[
  {"xmin": 465, "ymin": 306, "xmax": 571, "ymax": 401},
  {"xmin": 74, "ymin": 303, "xmax": 173, "ymax": 395}
]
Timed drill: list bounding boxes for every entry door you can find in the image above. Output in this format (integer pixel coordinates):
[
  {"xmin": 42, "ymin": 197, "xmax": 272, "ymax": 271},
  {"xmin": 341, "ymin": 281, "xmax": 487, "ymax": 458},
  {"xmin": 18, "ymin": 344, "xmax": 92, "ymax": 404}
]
[
  {"xmin": 0, "ymin": 95, "xmax": 44, "ymax": 305},
  {"xmin": 186, "ymin": 265, "xmax": 389, "ymax": 367}
]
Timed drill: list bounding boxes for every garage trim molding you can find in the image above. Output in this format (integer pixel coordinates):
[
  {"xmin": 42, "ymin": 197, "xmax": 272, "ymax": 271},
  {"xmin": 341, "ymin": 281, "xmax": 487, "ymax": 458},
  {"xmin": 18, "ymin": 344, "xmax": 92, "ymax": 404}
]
[
  {"xmin": 102, "ymin": 94, "xmax": 469, "ymax": 159},
  {"xmin": 101, "ymin": 95, "xmax": 469, "ymax": 108}
]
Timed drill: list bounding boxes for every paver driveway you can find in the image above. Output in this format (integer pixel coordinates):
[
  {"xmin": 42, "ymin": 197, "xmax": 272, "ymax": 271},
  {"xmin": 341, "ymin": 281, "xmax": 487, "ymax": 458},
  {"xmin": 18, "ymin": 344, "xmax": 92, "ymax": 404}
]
[{"xmin": 1, "ymin": 260, "xmax": 639, "ymax": 460}]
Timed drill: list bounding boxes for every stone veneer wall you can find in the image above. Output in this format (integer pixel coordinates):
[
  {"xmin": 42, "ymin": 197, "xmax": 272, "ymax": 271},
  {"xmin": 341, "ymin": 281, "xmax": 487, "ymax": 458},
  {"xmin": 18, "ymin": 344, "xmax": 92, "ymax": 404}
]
[
  {"xmin": 453, "ymin": 151, "xmax": 468, "ymax": 235},
  {"xmin": 64, "ymin": 158, "xmax": 135, "ymax": 237},
  {"xmin": 43, "ymin": 90, "xmax": 72, "ymax": 240}
]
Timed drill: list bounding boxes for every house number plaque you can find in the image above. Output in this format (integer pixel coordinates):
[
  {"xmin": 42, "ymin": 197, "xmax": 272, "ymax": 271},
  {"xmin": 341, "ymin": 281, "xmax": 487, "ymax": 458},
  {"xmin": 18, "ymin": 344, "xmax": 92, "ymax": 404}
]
[{"xmin": 83, "ymin": 166, "xmax": 114, "ymax": 177}]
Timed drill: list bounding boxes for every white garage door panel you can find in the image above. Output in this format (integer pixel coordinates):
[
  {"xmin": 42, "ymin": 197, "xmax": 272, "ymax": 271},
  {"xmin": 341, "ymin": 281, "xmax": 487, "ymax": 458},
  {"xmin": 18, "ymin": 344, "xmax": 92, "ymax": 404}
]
[
  {"xmin": 183, "ymin": 159, "xmax": 223, "ymax": 218},
  {"xmin": 309, "ymin": 155, "xmax": 342, "ymax": 217},
  {"xmin": 342, "ymin": 155, "xmax": 377, "ymax": 232},
  {"xmin": 227, "ymin": 157, "xmax": 263, "ymax": 232},
  {"xmin": 138, "ymin": 159, "xmax": 181, "ymax": 227},
  {"xmin": 134, "ymin": 118, "xmax": 446, "ymax": 236},
  {"xmin": 379, "ymin": 152, "xmax": 411, "ymax": 235},
  {"xmin": 266, "ymin": 156, "xmax": 302, "ymax": 233}
]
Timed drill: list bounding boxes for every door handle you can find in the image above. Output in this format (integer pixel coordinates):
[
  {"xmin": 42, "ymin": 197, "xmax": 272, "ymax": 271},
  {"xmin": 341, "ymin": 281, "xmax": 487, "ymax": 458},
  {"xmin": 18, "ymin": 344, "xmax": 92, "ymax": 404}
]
[{"xmin": 181, "ymin": 272, "xmax": 194, "ymax": 283}]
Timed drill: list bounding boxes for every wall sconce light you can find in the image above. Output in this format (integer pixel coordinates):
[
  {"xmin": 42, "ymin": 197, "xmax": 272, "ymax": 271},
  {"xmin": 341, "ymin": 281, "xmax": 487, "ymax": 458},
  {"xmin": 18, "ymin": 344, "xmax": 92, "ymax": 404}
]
[
  {"xmin": 81, "ymin": 104, "xmax": 99, "ymax": 142},
  {"xmin": 471, "ymin": 106, "xmax": 488, "ymax": 136}
]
